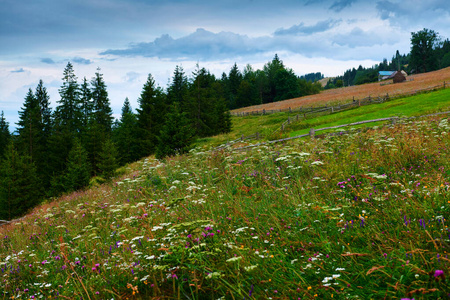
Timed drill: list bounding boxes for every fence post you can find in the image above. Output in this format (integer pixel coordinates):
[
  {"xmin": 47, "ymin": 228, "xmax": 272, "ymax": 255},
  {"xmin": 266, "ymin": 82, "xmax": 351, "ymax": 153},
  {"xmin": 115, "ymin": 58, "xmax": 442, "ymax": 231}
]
[
  {"xmin": 309, "ymin": 128, "xmax": 315, "ymax": 139},
  {"xmin": 256, "ymin": 132, "xmax": 260, "ymax": 139},
  {"xmin": 287, "ymin": 117, "xmax": 290, "ymax": 124},
  {"xmin": 263, "ymin": 109, "xmax": 266, "ymax": 115},
  {"xmin": 289, "ymin": 107, "xmax": 292, "ymax": 113},
  {"xmin": 241, "ymin": 134, "xmax": 244, "ymax": 141},
  {"xmin": 296, "ymin": 114, "xmax": 299, "ymax": 121},
  {"xmin": 391, "ymin": 117, "xmax": 397, "ymax": 125},
  {"xmin": 282, "ymin": 124, "xmax": 285, "ymax": 131},
  {"xmin": 444, "ymin": 81, "xmax": 446, "ymax": 89},
  {"xmin": 331, "ymin": 107, "xmax": 334, "ymax": 113}
]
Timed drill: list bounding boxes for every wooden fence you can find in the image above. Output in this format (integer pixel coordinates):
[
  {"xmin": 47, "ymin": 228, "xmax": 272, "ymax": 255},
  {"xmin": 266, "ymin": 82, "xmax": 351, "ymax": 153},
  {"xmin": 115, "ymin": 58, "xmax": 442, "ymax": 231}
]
[
  {"xmin": 270, "ymin": 81, "xmax": 449, "ymax": 136},
  {"xmin": 231, "ymin": 81, "xmax": 448, "ymax": 117},
  {"xmin": 224, "ymin": 111, "xmax": 450, "ymax": 152}
]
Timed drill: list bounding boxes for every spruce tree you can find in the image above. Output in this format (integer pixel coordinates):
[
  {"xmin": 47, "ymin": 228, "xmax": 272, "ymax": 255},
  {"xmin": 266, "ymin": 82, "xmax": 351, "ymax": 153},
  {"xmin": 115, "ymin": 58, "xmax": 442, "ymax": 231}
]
[
  {"xmin": 79, "ymin": 77, "xmax": 92, "ymax": 141},
  {"xmin": 91, "ymin": 68, "xmax": 113, "ymax": 134},
  {"xmin": 211, "ymin": 82, "xmax": 232, "ymax": 134},
  {"xmin": 16, "ymin": 88, "xmax": 43, "ymax": 164},
  {"xmin": 114, "ymin": 98, "xmax": 139, "ymax": 165},
  {"xmin": 34, "ymin": 80, "xmax": 52, "ymax": 188},
  {"xmin": 167, "ymin": 65, "xmax": 188, "ymax": 108},
  {"xmin": 64, "ymin": 138, "xmax": 91, "ymax": 192},
  {"xmin": 49, "ymin": 63, "xmax": 81, "ymax": 185},
  {"xmin": 226, "ymin": 63, "xmax": 243, "ymax": 109},
  {"xmin": 87, "ymin": 68, "xmax": 113, "ymax": 175},
  {"xmin": 97, "ymin": 138, "xmax": 118, "ymax": 180},
  {"xmin": 0, "ymin": 143, "xmax": 41, "ymax": 220},
  {"xmin": 156, "ymin": 104, "xmax": 195, "ymax": 159},
  {"xmin": 136, "ymin": 74, "xmax": 167, "ymax": 157},
  {"xmin": 55, "ymin": 62, "xmax": 82, "ymax": 133},
  {"xmin": 188, "ymin": 65, "xmax": 215, "ymax": 137},
  {"xmin": 0, "ymin": 111, "xmax": 10, "ymax": 160}
]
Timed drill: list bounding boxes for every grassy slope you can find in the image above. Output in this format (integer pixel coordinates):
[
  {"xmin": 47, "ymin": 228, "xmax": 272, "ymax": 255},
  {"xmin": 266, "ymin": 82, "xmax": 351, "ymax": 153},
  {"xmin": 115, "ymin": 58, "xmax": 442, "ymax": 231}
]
[
  {"xmin": 1, "ymin": 90, "xmax": 450, "ymax": 299},
  {"xmin": 198, "ymin": 87, "xmax": 450, "ymax": 149},
  {"xmin": 288, "ymin": 87, "xmax": 450, "ymax": 136}
]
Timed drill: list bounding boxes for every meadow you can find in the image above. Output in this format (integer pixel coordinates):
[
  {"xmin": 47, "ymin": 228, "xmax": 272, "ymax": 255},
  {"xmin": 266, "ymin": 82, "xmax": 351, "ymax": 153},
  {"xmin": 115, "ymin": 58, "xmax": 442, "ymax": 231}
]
[{"xmin": 1, "ymin": 90, "xmax": 450, "ymax": 299}]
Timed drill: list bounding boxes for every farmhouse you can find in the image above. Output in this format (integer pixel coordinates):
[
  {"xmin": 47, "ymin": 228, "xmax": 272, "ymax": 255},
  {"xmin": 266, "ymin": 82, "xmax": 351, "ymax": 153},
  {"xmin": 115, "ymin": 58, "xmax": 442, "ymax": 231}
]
[
  {"xmin": 378, "ymin": 71, "xmax": 395, "ymax": 81},
  {"xmin": 378, "ymin": 70, "xmax": 407, "ymax": 83}
]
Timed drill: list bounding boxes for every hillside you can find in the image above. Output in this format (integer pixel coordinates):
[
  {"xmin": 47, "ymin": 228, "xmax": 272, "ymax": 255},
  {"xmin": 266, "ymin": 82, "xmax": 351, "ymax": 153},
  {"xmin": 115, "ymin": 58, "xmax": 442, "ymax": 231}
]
[
  {"xmin": 232, "ymin": 67, "xmax": 450, "ymax": 113},
  {"xmin": 1, "ymin": 89, "xmax": 450, "ymax": 299}
]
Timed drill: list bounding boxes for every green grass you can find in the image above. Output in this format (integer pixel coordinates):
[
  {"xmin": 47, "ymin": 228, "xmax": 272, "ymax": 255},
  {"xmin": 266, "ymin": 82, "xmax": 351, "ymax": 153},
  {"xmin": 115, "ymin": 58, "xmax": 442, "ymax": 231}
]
[
  {"xmin": 1, "ymin": 90, "xmax": 450, "ymax": 299},
  {"xmin": 288, "ymin": 88, "xmax": 450, "ymax": 136}
]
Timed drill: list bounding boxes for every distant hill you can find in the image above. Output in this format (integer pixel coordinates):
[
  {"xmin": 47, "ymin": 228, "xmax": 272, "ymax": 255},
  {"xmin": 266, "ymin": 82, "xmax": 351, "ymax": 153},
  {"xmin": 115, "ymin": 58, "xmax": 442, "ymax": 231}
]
[
  {"xmin": 232, "ymin": 67, "xmax": 450, "ymax": 113},
  {"xmin": 318, "ymin": 77, "xmax": 334, "ymax": 87}
]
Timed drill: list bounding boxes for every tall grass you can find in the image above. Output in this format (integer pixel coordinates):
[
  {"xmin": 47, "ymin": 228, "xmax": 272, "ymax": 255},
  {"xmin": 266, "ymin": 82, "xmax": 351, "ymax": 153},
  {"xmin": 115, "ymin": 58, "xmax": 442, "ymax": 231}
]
[{"xmin": 1, "ymin": 116, "xmax": 450, "ymax": 299}]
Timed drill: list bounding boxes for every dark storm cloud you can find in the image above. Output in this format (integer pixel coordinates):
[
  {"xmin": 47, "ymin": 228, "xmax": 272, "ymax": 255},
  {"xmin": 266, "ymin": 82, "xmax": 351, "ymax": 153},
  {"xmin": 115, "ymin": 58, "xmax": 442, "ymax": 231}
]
[
  {"xmin": 101, "ymin": 29, "xmax": 268, "ymax": 60},
  {"xmin": 10, "ymin": 68, "xmax": 26, "ymax": 73},
  {"xmin": 274, "ymin": 19, "xmax": 342, "ymax": 36},
  {"xmin": 72, "ymin": 57, "xmax": 93, "ymax": 65},
  {"xmin": 329, "ymin": 0, "xmax": 357, "ymax": 12},
  {"xmin": 375, "ymin": 0, "xmax": 450, "ymax": 30},
  {"xmin": 41, "ymin": 58, "xmax": 56, "ymax": 64}
]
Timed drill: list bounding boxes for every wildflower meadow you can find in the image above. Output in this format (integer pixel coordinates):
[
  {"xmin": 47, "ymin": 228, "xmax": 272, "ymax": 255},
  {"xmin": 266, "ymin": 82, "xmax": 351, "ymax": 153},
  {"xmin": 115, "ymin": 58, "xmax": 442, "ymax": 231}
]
[{"xmin": 1, "ymin": 114, "xmax": 450, "ymax": 299}]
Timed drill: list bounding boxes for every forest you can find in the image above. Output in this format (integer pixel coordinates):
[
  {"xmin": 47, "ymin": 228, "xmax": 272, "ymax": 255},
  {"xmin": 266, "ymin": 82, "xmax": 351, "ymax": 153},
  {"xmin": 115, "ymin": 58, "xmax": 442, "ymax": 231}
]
[
  {"xmin": 325, "ymin": 28, "xmax": 450, "ymax": 88},
  {"xmin": 0, "ymin": 55, "xmax": 323, "ymax": 221}
]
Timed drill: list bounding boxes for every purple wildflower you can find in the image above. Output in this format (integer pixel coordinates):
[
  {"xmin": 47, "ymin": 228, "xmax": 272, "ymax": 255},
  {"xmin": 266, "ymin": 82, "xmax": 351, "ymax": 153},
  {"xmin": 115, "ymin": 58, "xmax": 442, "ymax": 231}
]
[{"xmin": 434, "ymin": 270, "xmax": 444, "ymax": 277}]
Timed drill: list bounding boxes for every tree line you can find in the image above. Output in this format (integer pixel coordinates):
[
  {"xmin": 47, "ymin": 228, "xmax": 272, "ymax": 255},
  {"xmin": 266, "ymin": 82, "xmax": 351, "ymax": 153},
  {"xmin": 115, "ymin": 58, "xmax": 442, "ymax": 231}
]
[
  {"xmin": 325, "ymin": 28, "xmax": 450, "ymax": 88},
  {"xmin": 223, "ymin": 54, "xmax": 322, "ymax": 109},
  {"xmin": 0, "ymin": 62, "xmax": 232, "ymax": 220}
]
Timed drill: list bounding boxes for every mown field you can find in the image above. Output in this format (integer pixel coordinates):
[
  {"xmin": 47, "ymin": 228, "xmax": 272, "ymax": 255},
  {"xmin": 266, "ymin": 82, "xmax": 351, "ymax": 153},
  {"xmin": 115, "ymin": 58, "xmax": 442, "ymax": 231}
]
[
  {"xmin": 1, "ymin": 90, "xmax": 450, "ymax": 299},
  {"xmin": 232, "ymin": 66, "xmax": 450, "ymax": 113}
]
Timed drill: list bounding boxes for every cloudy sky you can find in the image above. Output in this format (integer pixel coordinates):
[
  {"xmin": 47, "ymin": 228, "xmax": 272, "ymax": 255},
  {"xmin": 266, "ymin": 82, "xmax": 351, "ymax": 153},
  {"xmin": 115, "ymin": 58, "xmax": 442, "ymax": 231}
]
[{"xmin": 1, "ymin": 0, "xmax": 449, "ymax": 130}]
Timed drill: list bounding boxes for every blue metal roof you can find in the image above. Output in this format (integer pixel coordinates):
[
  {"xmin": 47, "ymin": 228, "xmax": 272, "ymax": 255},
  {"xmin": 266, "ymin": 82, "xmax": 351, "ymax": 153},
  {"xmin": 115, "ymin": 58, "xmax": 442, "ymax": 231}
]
[{"xmin": 379, "ymin": 71, "xmax": 395, "ymax": 76}]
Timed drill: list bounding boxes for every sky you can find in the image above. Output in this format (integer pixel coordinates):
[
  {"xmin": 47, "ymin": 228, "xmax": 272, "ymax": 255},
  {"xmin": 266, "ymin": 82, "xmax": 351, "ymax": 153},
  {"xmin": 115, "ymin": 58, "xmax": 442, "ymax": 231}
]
[{"xmin": 1, "ymin": 0, "xmax": 449, "ymax": 131}]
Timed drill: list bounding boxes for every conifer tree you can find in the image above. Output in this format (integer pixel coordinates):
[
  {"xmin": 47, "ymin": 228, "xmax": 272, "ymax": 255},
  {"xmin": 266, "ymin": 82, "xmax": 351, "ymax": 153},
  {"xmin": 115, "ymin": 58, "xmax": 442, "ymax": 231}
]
[
  {"xmin": 263, "ymin": 54, "xmax": 285, "ymax": 103},
  {"xmin": 226, "ymin": 63, "xmax": 243, "ymax": 109},
  {"xmin": 49, "ymin": 63, "xmax": 81, "ymax": 183},
  {"xmin": 188, "ymin": 65, "xmax": 215, "ymax": 137},
  {"xmin": 97, "ymin": 139, "xmax": 118, "ymax": 180},
  {"xmin": 87, "ymin": 68, "xmax": 113, "ymax": 174},
  {"xmin": 35, "ymin": 80, "xmax": 52, "ymax": 140},
  {"xmin": 211, "ymin": 82, "xmax": 232, "ymax": 134},
  {"xmin": 55, "ymin": 62, "xmax": 81, "ymax": 133},
  {"xmin": 91, "ymin": 68, "xmax": 113, "ymax": 134},
  {"xmin": 0, "ymin": 111, "xmax": 10, "ymax": 160},
  {"xmin": 34, "ymin": 80, "xmax": 53, "ymax": 188},
  {"xmin": 156, "ymin": 104, "xmax": 195, "ymax": 159},
  {"xmin": 16, "ymin": 88, "xmax": 43, "ymax": 164},
  {"xmin": 0, "ymin": 143, "xmax": 41, "ymax": 220},
  {"xmin": 79, "ymin": 77, "xmax": 92, "ymax": 139},
  {"xmin": 64, "ymin": 138, "xmax": 91, "ymax": 191},
  {"xmin": 136, "ymin": 74, "xmax": 167, "ymax": 157},
  {"xmin": 114, "ymin": 98, "xmax": 139, "ymax": 164},
  {"xmin": 167, "ymin": 65, "xmax": 189, "ymax": 108}
]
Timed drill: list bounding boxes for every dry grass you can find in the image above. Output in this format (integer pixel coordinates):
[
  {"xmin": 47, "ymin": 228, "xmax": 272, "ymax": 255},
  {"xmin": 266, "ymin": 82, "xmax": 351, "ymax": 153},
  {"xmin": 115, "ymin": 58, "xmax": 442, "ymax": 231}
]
[{"xmin": 232, "ymin": 67, "xmax": 450, "ymax": 113}]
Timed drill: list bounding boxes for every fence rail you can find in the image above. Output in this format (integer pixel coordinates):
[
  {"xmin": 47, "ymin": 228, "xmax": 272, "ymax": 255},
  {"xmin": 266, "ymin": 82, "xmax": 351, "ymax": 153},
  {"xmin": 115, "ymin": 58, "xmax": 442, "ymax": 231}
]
[
  {"xmin": 231, "ymin": 81, "xmax": 448, "ymax": 117},
  {"xmin": 224, "ymin": 111, "xmax": 450, "ymax": 152},
  {"xmin": 270, "ymin": 81, "xmax": 448, "ymax": 136}
]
